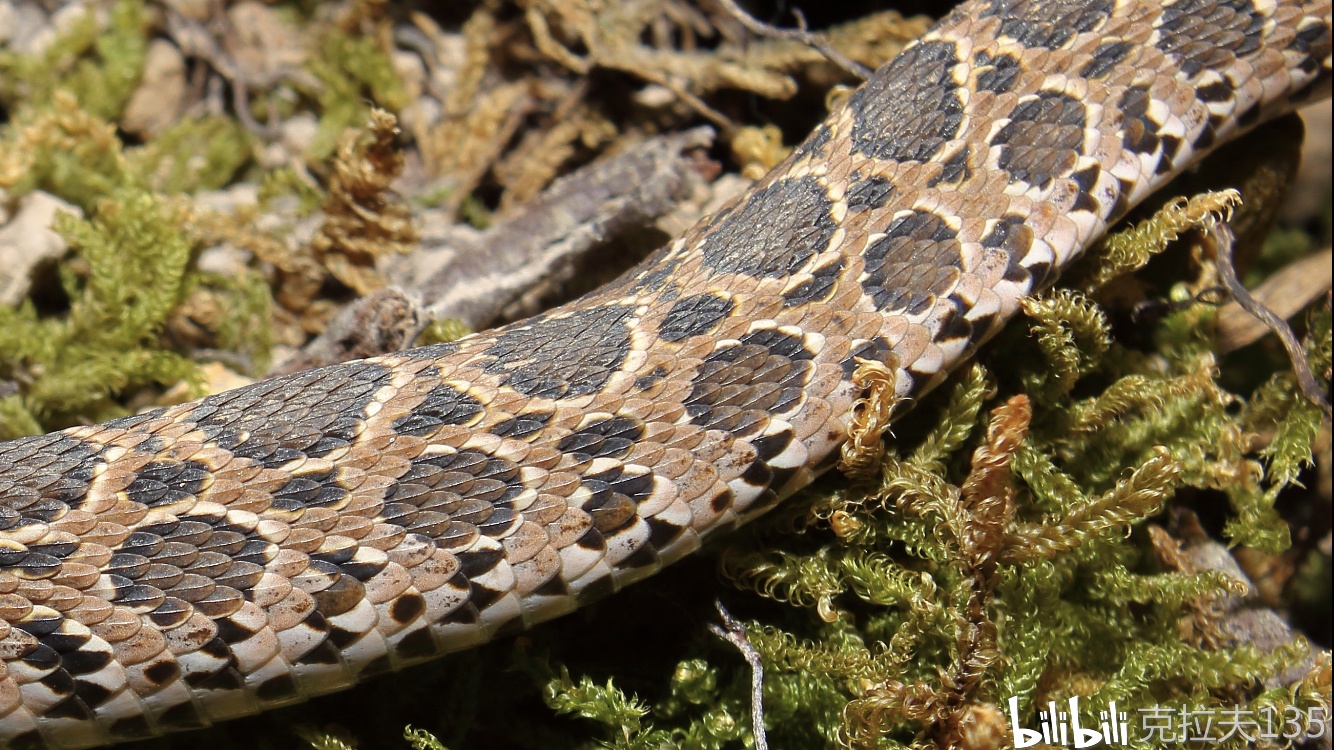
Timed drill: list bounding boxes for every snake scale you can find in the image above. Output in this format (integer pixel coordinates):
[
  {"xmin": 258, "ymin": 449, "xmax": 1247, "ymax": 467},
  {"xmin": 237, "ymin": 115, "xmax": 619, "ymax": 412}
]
[{"xmin": 1, "ymin": 0, "xmax": 1331, "ymax": 746}]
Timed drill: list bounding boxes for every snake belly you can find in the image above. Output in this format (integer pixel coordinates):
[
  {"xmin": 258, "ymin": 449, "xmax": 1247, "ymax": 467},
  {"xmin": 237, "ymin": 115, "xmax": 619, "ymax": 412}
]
[{"xmin": 1, "ymin": 0, "xmax": 1331, "ymax": 747}]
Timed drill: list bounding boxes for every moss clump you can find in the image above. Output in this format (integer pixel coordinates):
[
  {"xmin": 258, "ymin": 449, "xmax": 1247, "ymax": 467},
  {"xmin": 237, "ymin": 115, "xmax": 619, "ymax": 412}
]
[
  {"xmin": 0, "ymin": 96, "xmax": 272, "ymax": 437},
  {"xmin": 128, "ymin": 116, "xmax": 254, "ymax": 194},
  {"xmin": 303, "ymin": 30, "xmax": 411, "ymax": 160},
  {"xmin": 0, "ymin": 188, "xmax": 198, "ymax": 435},
  {"xmin": 0, "ymin": 0, "xmax": 147, "ymax": 119}
]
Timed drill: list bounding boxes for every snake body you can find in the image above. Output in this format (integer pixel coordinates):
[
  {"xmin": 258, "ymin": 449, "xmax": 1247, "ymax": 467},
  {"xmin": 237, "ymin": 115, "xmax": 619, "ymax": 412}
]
[{"xmin": 1, "ymin": 0, "xmax": 1331, "ymax": 747}]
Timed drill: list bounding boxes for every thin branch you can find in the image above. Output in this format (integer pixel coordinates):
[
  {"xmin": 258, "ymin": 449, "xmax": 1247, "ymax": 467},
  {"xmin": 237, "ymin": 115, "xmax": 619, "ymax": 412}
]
[
  {"xmin": 1216, "ymin": 247, "xmax": 1332, "ymax": 353},
  {"xmin": 708, "ymin": 600, "xmax": 769, "ymax": 750},
  {"xmin": 716, "ymin": 0, "xmax": 873, "ymax": 81},
  {"xmin": 1209, "ymin": 223, "xmax": 1332, "ymax": 419}
]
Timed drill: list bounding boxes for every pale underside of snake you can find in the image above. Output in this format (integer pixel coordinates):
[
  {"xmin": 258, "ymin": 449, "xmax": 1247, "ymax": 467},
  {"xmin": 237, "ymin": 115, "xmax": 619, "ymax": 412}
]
[{"xmin": 0, "ymin": 0, "xmax": 1330, "ymax": 747}]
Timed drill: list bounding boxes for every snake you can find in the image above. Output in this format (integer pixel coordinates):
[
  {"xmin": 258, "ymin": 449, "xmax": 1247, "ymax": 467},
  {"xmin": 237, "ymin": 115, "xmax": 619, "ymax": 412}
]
[{"xmin": 1, "ymin": 0, "xmax": 1331, "ymax": 746}]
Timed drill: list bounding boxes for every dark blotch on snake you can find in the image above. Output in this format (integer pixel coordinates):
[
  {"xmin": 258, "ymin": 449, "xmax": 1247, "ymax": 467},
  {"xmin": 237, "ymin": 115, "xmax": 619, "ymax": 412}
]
[
  {"xmin": 699, "ymin": 175, "xmax": 836, "ymax": 278},
  {"xmin": 981, "ymin": 0, "xmax": 1114, "ymax": 48},
  {"xmin": 862, "ymin": 210, "xmax": 963, "ymax": 314},
  {"xmin": 483, "ymin": 306, "xmax": 635, "ymax": 399},
  {"xmin": 992, "ymin": 91, "xmax": 1086, "ymax": 190},
  {"xmin": 392, "ymin": 383, "xmax": 485, "ymax": 436},
  {"xmin": 849, "ymin": 41, "xmax": 963, "ymax": 163},
  {"xmin": 1157, "ymin": 0, "xmax": 1265, "ymax": 76},
  {"xmin": 659, "ymin": 293, "xmax": 735, "ymax": 342}
]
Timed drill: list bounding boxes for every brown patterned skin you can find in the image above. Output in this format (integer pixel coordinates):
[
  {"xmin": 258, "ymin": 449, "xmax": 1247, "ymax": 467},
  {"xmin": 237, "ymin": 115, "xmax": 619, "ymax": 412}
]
[{"xmin": 1, "ymin": 0, "xmax": 1331, "ymax": 747}]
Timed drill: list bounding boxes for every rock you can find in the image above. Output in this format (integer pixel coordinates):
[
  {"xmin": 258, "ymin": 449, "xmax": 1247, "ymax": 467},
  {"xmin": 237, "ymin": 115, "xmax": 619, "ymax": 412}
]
[
  {"xmin": 392, "ymin": 49, "xmax": 426, "ymax": 100},
  {"xmin": 162, "ymin": 0, "xmax": 212, "ymax": 22},
  {"xmin": 4, "ymin": 2, "xmax": 55, "ymax": 55},
  {"xmin": 0, "ymin": 192, "xmax": 81, "ymax": 306},
  {"xmin": 225, "ymin": 2, "xmax": 307, "ymax": 86},
  {"xmin": 280, "ymin": 113, "xmax": 319, "ymax": 156},
  {"xmin": 0, "ymin": 2, "xmax": 16, "ymax": 45},
  {"xmin": 121, "ymin": 39, "xmax": 188, "ymax": 137}
]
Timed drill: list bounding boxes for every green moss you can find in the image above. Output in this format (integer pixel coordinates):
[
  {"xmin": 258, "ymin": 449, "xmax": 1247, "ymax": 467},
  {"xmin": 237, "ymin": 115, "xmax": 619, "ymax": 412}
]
[
  {"xmin": 128, "ymin": 116, "xmax": 254, "ymax": 194},
  {"xmin": 1, "ymin": 95, "xmax": 131, "ymax": 209},
  {"xmin": 258, "ymin": 166, "xmax": 326, "ymax": 214},
  {"xmin": 418, "ymin": 318, "xmax": 474, "ymax": 345},
  {"xmin": 303, "ymin": 30, "xmax": 411, "ymax": 160},
  {"xmin": 0, "ymin": 0, "xmax": 147, "ymax": 119},
  {"xmin": 0, "ymin": 188, "xmax": 198, "ymax": 433},
  {"xmin": 186, "ymin": 268, "xmax": 275, "ymax": 374}
]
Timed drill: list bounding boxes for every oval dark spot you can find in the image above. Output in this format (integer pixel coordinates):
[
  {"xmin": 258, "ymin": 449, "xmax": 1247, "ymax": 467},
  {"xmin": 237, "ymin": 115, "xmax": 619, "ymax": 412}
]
[
  {"xmin": 1118, "ymin": 87, "xmax": 1163, "ymax": 162},
  {"xmin": 981, "ymin": 0, "xmax": 1113, "ymax": 49},
  {"xmin": 975, "ymin": 52, "xmax": 1021, "ymax": 93},
  {"xmin": 992, "ymin": 91, "xmax": 1086, "ymax": 190},
  {"xmin": 684, "ymin": 329, "xmax": 814, "ymax": 435},
  {"xmin": 849, "ymin": 41, "xmax": 963, "ymax": 163},
  {"xmin": 489, "ymin": 411, "xmax": 553, "ymax": 438},
  {"xmin": 862, "ymin": 210, "xmax": 962, "ymax": 315},
  {"xmin": 0, "ymin": 432, "xmax": 102, "ymax": 513},
  {"xmin": 699, "ymin": 176, "xmax": 836, "ymax": 278},
  {"xmin": 390, "ymin": 592, "xmax": 427, "ymax": 624},
  {"xmin": 1081, "ymin": 41, "xmax": 1135, "ymax": 78},
  {"xmin": 659, "ymin": 293, "xmax": 735, "ymax": 342},
  {"xmin": 783, "ymin": 257, "xmax": 844, "ymax": 308},
  {"xmin": 1157, "ymin": 0, "xmax": 1264, "ymax": 77},
  {"xmin": 483, "ymin": 306, "xmax": 634, "ymax": 399},
  {"xmin": 557, "ymin": 416, "xmax": 645, "ymax": 460},
  {"xmin": 186, "ymin": 360, "xmax": 393, "ymax": 468},
  {"xmin": 272, "ymin": 469, "xmax": 347, "ymax": 511},
  {"xmin": 845, "ymin": 175, "xmax": 895, "ymax": 212},
  {"xmin": 124, "ymin": 460, "xmax": 210, "ymax": 508},
  {"xmin": 392, "ymin": 383, "xmax": 485, "ymax": 437}
]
